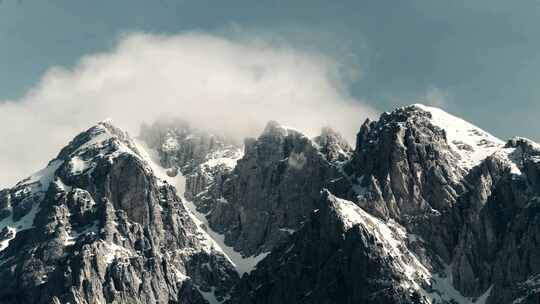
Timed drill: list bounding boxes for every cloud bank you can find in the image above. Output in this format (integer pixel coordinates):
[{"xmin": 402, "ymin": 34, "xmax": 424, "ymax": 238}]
[{"xmin": 0, "ymin": 31, "xmax": 377, "ymax": 187}]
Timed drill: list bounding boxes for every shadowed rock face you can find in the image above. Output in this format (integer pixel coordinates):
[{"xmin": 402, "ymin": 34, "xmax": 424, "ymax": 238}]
[
  {"xmin": 448, "ymin": 138, "xmax": 540, "ymax": 302},
  {"xmin": 205, "ymin": 122, "xmax": 353, "ymax": 256},
  {"xmin": 0, "ymin": 121, "xmax": 237, "ymax": 304},
  {"xmin": 227, "ymin": 190, "xmax": 426, "ymax": 304}
]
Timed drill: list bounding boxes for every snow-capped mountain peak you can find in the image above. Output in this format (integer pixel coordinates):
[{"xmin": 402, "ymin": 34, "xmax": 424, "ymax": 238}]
[
  {"xmin": 0, "ymin": 119, "xmax": 240, "ymax": 304},
  {"xmin": 412, "ymin": 104, "xmax": 504, "ymax": 170},
  {"xmin": 59, "ymin": 120, "xmax": 141, "ymax": 158}
]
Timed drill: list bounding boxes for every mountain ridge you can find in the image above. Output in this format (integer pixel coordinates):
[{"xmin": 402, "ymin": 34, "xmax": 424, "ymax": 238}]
[{"xmin": 1, "ymin": 104, "xmax": 540, "ymax": 303}]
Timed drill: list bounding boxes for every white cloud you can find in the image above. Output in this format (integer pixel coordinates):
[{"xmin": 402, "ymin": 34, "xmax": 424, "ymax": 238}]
[
  {"xmin": 421, "ymin": 87, "xmax": 449, "ymax": 107},
  {"xmin": 0, "ymin": 31, "xmax": 377, "ymax": 187}
]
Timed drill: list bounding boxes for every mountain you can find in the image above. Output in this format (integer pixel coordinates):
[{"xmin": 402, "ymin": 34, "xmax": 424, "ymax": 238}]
[
  {"xmin": 0, "ymin": 121, "xmax": 238, "ymax": 304},
  {"xmin": 226, "ymin": 104, "xmax": 540, "ymax": 304},
  {"xmin": 2, "ymin": 104, "xmax": 540, "ymax": 304}
]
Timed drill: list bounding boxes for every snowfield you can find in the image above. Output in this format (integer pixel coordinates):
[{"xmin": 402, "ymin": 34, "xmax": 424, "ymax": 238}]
[{"xmin": 415, "ymin": 104, "xmax": 504, "ymax": 170}]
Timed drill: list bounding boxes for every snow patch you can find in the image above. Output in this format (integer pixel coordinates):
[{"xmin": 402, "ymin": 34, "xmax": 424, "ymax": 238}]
[
  {"xmin": 0, "ymin": 227, "xmax": 16, "ymax": 251},
  {"xmin": 414, "ymin": 104, "xmax": 503, "ymax": 170},
  {"xmin": 0, "ymin": 201, "xmax": 40, "ymax": 232},
  {"xmin": 181, "ymin": 183, "xmax": 270, "ymax": 275},
  {"xmin": 279, "ymin": 228, "xmax": 295, "ymax": 235},
  {"xmin": 69, "ymin": 156, "xmax": 91, "ymax": 174},
  {"xmin": 133, "ymin": 140, "xmax": 183, "ymax": 186},
  {"xmin": 162, "ymin": 134, "xmax": 180, "ymax": 152},
  {"xmin": 196, "ymin": 286, "xmax": 223, "ymax": 304},
  {"xmin": 201, "ymin": 153, "xmax": 242, "ymax": 170},
  {"xmin": 15, "ymin": 159, "xmax": 63, "ymax": 193},
  {"xmin": 74, "ymin": 128, "xmax": 112, "ymax": 153},
  {"xmin": 426, "ymin": 265, "xmax": 493, "ymax": 304},
  {"xmin": 171, "ymin": 265, "xmax": 189, "ymax": 283},
  {"xmin": 104, "ymin": 241, "xmax": 133, "ymax": 264},
  {"xmin": 64, "ymin": 221, "xmax": 99, "ymax": 246},
  {"xmin": 493, "ymin": 146, "xmax": 524, "ymax": 177},
  {"xmin": 0, "ymin": 200, "xmax": 41, "ymax": 252},
  {"xmin": 0, "ymin": 159, "xmax": 65, "ymax": 252},
  {"xmin": 53, "ymin": 179, "xmax": 72, "ymax": 192},
  {"xmin": 513, "ymin": 274, "xmax": 540, "ymax": 304}
]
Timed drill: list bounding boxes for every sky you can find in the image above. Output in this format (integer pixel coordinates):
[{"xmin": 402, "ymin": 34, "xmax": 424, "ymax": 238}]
[{"xmin": 1, "ymin": 0, "xmax": 539, "ymax": 186}]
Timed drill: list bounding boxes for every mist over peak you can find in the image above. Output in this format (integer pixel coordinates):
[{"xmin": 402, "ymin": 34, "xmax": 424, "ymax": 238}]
[{"xmin": 0, "ymin": 31, "xmax": 376, "ymax": 188}]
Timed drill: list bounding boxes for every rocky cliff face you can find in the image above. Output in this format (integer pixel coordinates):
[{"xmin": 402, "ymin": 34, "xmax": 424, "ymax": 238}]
[
  {"xmin": 0, "ymin": 121, "xmax": 238, "ymax": 304},
  {"xmin": 344, "ymin": 105, "xmax": 505, "ymax": 264},
  {"xmin": 228, "ymin": 190, "xmax": 429, "ymax": 304},
  {"xmin": 449, "ymin": 137, "xmax": 540, "ymax": 303},
  {"xmin": 348, "ymin": 104, "xmax": 501, "ymax": 219},
  {"xmin": 201, "ymin": 122, "xmax": 352, "ymax": 257}
]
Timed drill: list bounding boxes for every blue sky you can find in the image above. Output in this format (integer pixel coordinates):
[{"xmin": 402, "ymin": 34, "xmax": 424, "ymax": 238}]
[{"xmin": 1, "ymin": 0, "xmax": 539, "ymax": 141}]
